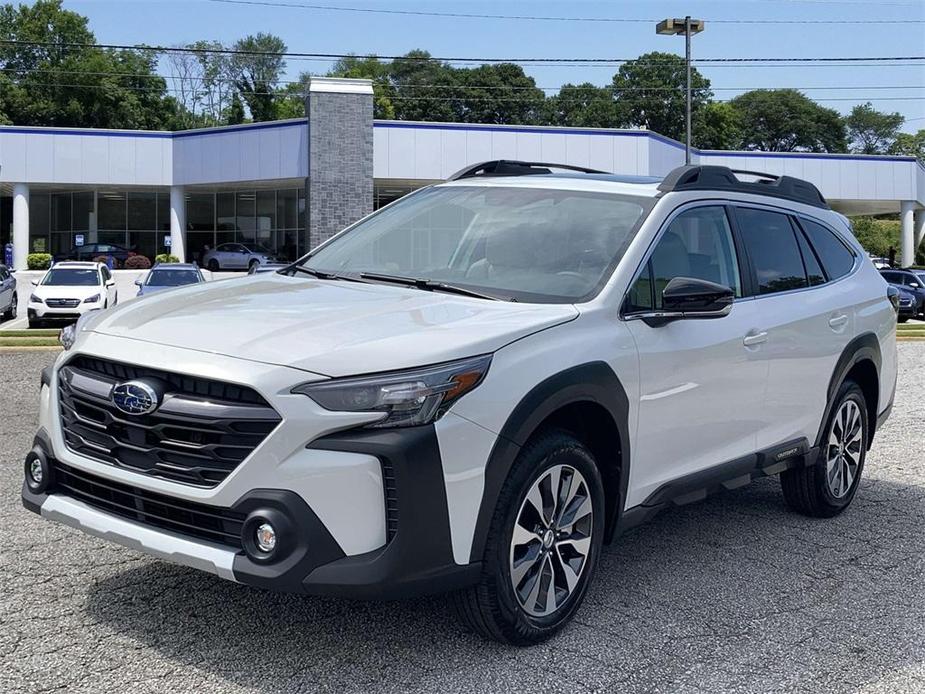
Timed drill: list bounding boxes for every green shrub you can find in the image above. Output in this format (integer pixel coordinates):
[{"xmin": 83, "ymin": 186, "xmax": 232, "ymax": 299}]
[
  {"xmin": 26, "ymin": 253, "xmax": 52, "ymax": 270},
  {"xmin": 124, "ymin": 255, "xmax": 152, "ymax": 269},
  {"xmin": 154, "ymin": 254, "xmax": 180, "ymax": 264}
]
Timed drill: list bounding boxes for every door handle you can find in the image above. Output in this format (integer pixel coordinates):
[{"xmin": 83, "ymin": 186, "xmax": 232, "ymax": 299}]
[
  {"xmin": 828, "ymin": 314, "xmax": 849, "ymax": 329},
  {"xmin": 743, "ymin": 330, "xmax": 768, "ymax": 347}
]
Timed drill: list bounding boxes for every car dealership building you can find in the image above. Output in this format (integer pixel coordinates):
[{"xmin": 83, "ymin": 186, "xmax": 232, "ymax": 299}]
[{"xmin": 1, "ymin": 77, "xmax": 924, "ymax": 270}]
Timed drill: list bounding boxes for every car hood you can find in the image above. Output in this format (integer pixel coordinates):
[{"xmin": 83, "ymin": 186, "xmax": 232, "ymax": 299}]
[
  {"xmin": 88, "ymin": 274, "xmax": 579, "ymax": 376},
  {"xmin": 33, "ymin": 284, "xmax": 102, "ymax": 299}
]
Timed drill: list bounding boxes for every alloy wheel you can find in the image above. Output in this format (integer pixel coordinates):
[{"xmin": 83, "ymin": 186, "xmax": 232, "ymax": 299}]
[
  {"xmin": 825, "ymin": 399, "xmax": 863, "ymax": 499},
  {"xmin": 509, "ymin": 464, "xmax": 593, "ymax": 617}
]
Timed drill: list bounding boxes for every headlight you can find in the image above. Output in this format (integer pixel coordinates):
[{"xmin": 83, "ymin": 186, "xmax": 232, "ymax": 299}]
[
  {"xmin": 29, "ymin": 294, "xmax": 43, "ymax": 304},
  {"xmin": 83, "ymin": 294, "xmax": 100, "ymax": 303},
  {"xmin": 293, "ymin": 355, "xmax": 492, "ymax": 429},
  {"xmin": 59, "ymin": 312, "xmax": 95, "ymax": 351}
]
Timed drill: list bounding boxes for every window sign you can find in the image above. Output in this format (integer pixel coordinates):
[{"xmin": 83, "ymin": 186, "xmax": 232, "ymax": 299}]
[
  {"xmin": 164, "ymin": 235, "xmax": 172, "ymax": 248},
  {"xmin": 75, "ymin": 234, "xmax": 85, "ymax": 247}
]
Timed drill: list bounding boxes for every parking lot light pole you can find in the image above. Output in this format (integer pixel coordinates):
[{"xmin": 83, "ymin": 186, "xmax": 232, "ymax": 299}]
[{"xmin": 656, "ymin": 16, "xmax": 705, "ymax": 165}]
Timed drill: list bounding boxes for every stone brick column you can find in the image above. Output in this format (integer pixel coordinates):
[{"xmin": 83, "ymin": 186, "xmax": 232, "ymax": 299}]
[{"xmin": 305, "ymin": 77, "xmax": 374, "ymax": 251}]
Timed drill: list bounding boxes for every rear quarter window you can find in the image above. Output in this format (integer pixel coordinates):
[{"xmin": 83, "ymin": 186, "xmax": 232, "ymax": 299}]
[{"xmin": 799, "ymin": 219, "xmax": 856, "ymax": 280}]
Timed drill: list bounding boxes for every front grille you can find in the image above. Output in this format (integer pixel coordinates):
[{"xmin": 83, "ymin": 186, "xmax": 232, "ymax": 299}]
[
  {"xmin": 45, "ymin": 298, "xmax": 81, "ymax": 308},
  {"xmin": 52, "ymin": 461, "xmax": 245, "ymax": 549},
  {"xmin": 58, "ymin": 356, "xmax": 281, "ymax": 487}
]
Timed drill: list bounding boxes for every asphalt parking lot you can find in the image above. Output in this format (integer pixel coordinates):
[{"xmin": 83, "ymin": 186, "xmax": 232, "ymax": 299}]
[{"xmin": 1, "ymin": 346, "xmax": 923, "ymax": 694}]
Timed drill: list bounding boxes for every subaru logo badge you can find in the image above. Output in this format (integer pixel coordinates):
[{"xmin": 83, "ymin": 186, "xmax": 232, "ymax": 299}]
[{"xmin": 111, "ymin": 380, "xmax": 160, "ymax": 416}]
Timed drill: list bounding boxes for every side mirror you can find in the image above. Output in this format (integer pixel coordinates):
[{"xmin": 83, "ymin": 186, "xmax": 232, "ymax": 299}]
[
  {"xmin": 106, "ymin": 280, "xmax": 115, "ymax": 287},
  {"xmin": 910, "ymin": 282, "xmax": 920, "ymax": 288},
  {"xmin": 631, "ymin": 277, "xmax": 735, "ymax": 327},
  {"xmin": 134, "ymin": 279, "xmax": 142, "ymax": 286},
  {"xmin": 31, "ymin": 279, "xmax": 39, "ymax": 286}
]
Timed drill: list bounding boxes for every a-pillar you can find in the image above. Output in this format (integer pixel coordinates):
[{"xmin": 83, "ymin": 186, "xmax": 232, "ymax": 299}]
[
  {"xmin": 169, "ymin": 186, "xmax": 186, "ymax": 263},
  {"xmin": 305, "ymin": 77, "xmax": 374, "ymax": 251},
  {"xmin": 12, "ymin": 183, "xmax": 29, "ymax": 270},
  {"xmin": 900, "ymin": 201, "xmax": 915, "ymax": 268}
]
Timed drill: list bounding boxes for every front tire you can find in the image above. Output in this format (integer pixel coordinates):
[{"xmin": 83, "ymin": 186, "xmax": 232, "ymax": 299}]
[
  {"xmin": 780, "ymin": 380, "xmax": 868, "ymax": 518},
  {"xmin": 208, "ymin": 259, "xmax": 220, "ymax": 272},
  {"xmin": 452, "ymin": 430, "xmax": 604, "ymax": 645}
]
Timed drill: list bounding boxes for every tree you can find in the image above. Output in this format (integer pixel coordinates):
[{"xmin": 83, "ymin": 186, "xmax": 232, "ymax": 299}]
[
  {"xmin": 889, "ymin": 129, "xmax": 925, "ymax": 162},
  {"xmin": 226, "ymin": 92, "xmax": 246, "ymax": 124},
  {"xmin": 729, "ymin": 89, "xmax": 846, "ymax": 153},
  {"xmin": 229, "ymin": 33, "xmax": 286, "ymax": 122},
  {"xmin": 693, "ymin": 102, "xmax": 744, "ymax": 150},
  {"xmin": 544, "ymin": 83, "xmax": 622, "ymax": 128},
  {"xmin": 327, "ymin": 55, "xmax": 395, "ymax": 119},
  {"xmin": 454, "ymin": 63, "xmax": 545, "ymax": 125},
  {"xmin": 845, "ymin": 103, "xmax": 904, "ymax": 154},
  {"xmin": 0, "ymin": 0, "xmax": 179, "ymax": 129},
  {"xmin": 611, "ymin": 52, "xmax": 711, "ymax": 141},
  {"xmin": 275, "ymin": 72, "xmax": 310, "ymax": 120},
  {"xmin": 388, "ymin": 50, "xmax": 460, "ymax": 122}
]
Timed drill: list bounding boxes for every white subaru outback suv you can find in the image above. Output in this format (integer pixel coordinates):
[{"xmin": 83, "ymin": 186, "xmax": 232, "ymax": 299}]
[{"xmin": 23, "ymin": 162, "xmax": 897, "ymax": 645}]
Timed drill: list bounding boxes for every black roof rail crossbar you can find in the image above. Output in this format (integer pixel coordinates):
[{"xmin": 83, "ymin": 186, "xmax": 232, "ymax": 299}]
[
  {"xmin": 658, "ymin": 165, "xmax": 830, "ymax": 209},
  {"xmin": 447, "ymin": 160, "xmax": 607, "ymax": 181}
]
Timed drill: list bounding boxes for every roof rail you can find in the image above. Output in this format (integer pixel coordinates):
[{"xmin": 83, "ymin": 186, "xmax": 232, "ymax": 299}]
[
  {"xmin": 447, "ymin": 160, "xmax": 606, "ymax": 181},
  {"xmin": 658, "ymin": 165, "xmax": 829, "ymax": 209}
]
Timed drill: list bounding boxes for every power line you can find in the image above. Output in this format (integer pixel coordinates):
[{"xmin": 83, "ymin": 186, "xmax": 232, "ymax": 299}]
[
  {"xmin": 202, "ymin": 0, "xmax": 925, "ymax": 24},
  {"xmin": 2, "ymin": 39, "xmax": 923, "ymax": 65}
]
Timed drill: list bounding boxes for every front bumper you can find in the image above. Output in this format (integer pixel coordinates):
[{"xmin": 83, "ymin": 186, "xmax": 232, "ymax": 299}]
[
  {"xmin": 24, "ymin": 361, "xmax": 484, "ymax": 599},
  {"xmin": 28, "ymin": 301, "xmax": 98, "ymax": 320}
]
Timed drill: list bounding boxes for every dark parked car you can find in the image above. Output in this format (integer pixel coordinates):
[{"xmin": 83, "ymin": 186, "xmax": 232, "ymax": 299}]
[
  {"xmin": 0, "ymin": 264, "xmax": 17, "ymax": 321},
  {"xmin": 894, "ymin": 285, "xmax": 922, "ymax": 323},
  {"xmin": 55, "ymin": 243, "xmax": 134, "ymax": 265},
  {"xmin": 880, "ymin": 268, "xmax": 925, "ymax": 319},
  {"xmin": 135, "ymin": 263, "xmax": 205, "ymax": 297}
]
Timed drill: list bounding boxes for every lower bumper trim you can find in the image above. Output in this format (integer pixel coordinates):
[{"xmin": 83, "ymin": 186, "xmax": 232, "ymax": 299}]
[{"xmin": 40, "ymin": 494, "xmax": 238, "ymax": 582}]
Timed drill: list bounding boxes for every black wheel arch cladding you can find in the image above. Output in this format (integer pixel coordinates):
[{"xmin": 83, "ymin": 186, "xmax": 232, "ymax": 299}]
[
  {"xmin": 817, "ymin": 332, "xmax": 881, "ymax": 450},
  {"xmin": 469, "ymin": 361, "xmax": 630, "ymax": 563}
]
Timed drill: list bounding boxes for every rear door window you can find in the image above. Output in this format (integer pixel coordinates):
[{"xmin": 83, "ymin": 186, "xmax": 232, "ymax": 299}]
[
  {"xmin": 799, "ymin": 219, "xmax": 855, "ymax": 280},
  {"xmin": 735, "ymin": 207, "xmax": 808, "ymax": 295}
]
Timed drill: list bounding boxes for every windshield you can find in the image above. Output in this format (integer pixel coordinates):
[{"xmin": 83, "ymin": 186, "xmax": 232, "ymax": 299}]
[
  {"xmin": 299, "ymin": 185, "xmax": 652, "ymax": 303},
  {"xmin": 42, "ymin": 269, "xmax": 100, "ymax": 286},
  {"xmin": 146, "ymin": 269, "xmax": 201, "ymax": 287}
]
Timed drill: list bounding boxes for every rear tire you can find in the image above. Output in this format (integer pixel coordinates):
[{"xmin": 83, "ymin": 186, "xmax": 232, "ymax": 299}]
[
  {"xmin": 451, "ymin": 430, "xmax": 604, "ymax": 645},
  {"xmin": 781, "ymin": 380, "xmax": 867, "ymax": 518},
  {"xmin": 208, "ymin": 259, "xmax": 219, "ymax": 272}
]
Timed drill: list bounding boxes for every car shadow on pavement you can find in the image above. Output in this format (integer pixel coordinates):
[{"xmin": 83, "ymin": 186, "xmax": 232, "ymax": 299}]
[{"xmin": 84, "ymin": 476, "xmax": 925, "ymax": 693}]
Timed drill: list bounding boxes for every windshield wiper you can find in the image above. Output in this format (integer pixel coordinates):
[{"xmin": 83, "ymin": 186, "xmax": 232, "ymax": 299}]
[
  {"xmin": 359, "ymin": 272, "xmax": 512, "ymax": 301},
  {"xmin": 287, "ymin": 266, "xmax": 368, "ymax": 283}
]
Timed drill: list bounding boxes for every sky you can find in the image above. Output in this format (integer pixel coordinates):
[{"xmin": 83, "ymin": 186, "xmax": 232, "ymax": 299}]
[{"xmin": 62, "ymin": 0, "xmax": 925, "ymax": 132}]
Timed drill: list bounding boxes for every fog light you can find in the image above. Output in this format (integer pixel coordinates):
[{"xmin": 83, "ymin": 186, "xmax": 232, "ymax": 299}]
[
  {"xmin": 255, "ymin": 522, "xmax": 277, "ymax": 553},
  {"xmin": 24, "ymin": 448, "xmax": 52, "ymax": 494},
  {"xmin": 29, "ymin": 458, "xmax": 44, "ymax": 484}
]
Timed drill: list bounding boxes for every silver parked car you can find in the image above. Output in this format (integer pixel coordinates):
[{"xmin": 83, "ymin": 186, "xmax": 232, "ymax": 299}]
[{"xmin": 202, "ymin": 243, "xmax": 279, "ymax": 272}]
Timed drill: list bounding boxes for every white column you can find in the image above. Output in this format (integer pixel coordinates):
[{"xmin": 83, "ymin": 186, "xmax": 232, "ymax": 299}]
[
  {"xmin": 169, "ymin": 186, "xmax": 186, "ymax": 262},
  {"xmin": 900, "ymin": 201, "xmax": 915, "ymax": 268},
  {"xmin": 914, "ymin": 209, "xmax": 925, "ymax": 251},
  {"xmin": 12, "ymin": 183, "xmax": 29, "ymax": 271}
]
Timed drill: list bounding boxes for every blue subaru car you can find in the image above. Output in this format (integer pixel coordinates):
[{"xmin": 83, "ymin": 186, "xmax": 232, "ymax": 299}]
[{"xmin": 135, "ymin": 263, "xmax": 205, "ymax": 297}]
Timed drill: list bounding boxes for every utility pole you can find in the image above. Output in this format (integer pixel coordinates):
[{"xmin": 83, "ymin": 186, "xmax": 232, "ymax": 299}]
[{"xmin": 656, "ymin": 16, "xmax": 705, "ymax": 165}]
